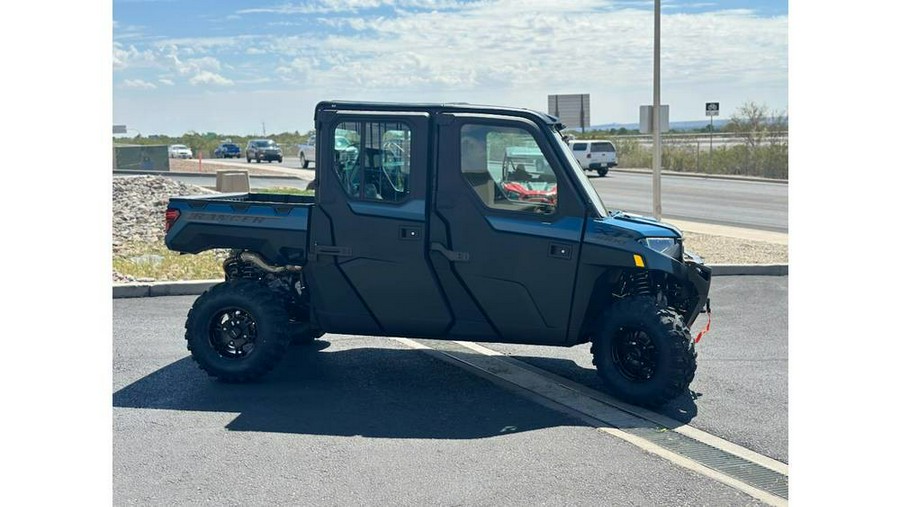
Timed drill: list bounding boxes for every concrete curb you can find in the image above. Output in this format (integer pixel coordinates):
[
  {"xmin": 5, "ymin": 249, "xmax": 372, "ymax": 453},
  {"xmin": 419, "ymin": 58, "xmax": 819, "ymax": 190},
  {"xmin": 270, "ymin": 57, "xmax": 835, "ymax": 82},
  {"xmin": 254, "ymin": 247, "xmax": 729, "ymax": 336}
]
[
  {"xmin": 709, "ymin": 264, "xmax": 788, "ymax": 276},
  {"xmin": 112, "ymin": 264, "xmax": 788, "ymax": 299},
  {"xmin": 113, "ymin": 279, "xmax": 222, "ymax": 299},
  {"xmin": 610, "ymin": 167, "xmax": 787, "ymax": 184},
  {"xmin": 113, "ymin": 170, "xmax": 307, "ymax": 180}
]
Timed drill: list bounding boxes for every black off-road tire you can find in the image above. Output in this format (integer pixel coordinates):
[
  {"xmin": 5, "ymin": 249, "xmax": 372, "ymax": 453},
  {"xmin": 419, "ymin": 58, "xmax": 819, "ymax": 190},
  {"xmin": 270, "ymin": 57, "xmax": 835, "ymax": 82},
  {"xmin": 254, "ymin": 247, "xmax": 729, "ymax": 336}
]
[
  {"xmin": 591, "ymin": 296, "xmax": 697, "ymax": 407},
  {"xmin": 185, "ymin": 280, "xmax": 293, "ymax": 382}
]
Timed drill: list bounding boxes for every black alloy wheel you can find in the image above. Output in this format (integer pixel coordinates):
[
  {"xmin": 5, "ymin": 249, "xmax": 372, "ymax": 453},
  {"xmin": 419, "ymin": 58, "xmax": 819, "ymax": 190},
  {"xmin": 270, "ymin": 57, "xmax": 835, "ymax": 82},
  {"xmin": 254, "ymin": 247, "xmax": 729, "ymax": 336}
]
[
  {"xmin": 208, "ymin": 307, "xmax": 258, "ymax": 359},
  {"xmin": 610, "ymin": 327, "xmax": 658, "ymax": 382}
]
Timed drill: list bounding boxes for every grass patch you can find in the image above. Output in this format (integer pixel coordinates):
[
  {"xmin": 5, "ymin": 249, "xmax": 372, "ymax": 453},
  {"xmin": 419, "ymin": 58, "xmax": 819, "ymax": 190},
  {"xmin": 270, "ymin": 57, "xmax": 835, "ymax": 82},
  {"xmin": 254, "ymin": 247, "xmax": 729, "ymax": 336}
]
[
  {"xmin": 114, "ymin": 241, "xmax": 227, "ymax": 281},
  {"xmin": 254, "ymin": 186, "xmax": 314, "ymax": 196}
]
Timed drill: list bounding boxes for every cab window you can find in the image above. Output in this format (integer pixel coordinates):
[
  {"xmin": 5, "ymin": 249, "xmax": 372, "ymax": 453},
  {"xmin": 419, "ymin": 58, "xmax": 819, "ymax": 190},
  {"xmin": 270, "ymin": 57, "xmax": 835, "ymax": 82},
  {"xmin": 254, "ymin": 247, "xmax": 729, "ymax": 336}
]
[
  {"xmin": 460, "ymin": 123, "xmax": 558, "ymax": 215},
  {"xmin": 332, "ymin": 121, "xmax": 412, "ymax": 203}
]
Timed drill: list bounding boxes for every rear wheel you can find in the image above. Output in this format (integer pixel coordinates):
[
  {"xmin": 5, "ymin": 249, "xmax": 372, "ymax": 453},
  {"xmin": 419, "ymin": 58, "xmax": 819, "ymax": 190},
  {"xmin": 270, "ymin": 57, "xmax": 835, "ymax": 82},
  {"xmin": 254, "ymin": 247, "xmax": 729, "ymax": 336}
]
[
  {"xmin": 184, "ymin": 280, "xmax": 293, "ymax": 382},
  {"xmin": 591, "ymin": 296, "xmax": 696, "ymax": 407},
  {"xmin": 300, "ymin": 153, "xmax": 309, "ymax": 168}
]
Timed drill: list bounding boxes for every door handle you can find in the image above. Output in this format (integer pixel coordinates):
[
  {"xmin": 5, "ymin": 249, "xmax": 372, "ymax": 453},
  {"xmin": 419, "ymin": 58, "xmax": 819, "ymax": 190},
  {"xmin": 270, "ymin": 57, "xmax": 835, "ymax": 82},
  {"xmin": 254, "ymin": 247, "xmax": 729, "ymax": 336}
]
[
  {"xmin": 430, "ymin": 243, "xmax": 469, "ymax": 262},
  {"xmin": 399, "ymin": 226, "xmax": 422, "ymax": 240},
  {"xmin": 548, "ymin": 242, "xmax": 573, "ymax": 260}
]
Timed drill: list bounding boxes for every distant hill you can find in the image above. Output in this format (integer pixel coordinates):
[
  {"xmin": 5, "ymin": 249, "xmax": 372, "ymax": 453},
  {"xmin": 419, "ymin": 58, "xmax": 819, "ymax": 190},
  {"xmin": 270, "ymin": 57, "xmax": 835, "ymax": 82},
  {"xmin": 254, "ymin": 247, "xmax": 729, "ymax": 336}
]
[{"xmin": 587, "ymin": 119, "xmax": 730, "ymax": 131}]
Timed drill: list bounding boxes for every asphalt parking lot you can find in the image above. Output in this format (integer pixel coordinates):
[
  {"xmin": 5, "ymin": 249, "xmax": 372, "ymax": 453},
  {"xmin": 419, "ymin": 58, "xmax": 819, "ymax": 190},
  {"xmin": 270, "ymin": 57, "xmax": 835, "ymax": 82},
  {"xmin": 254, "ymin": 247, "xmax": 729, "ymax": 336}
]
[{"xmin": 113, "ymin": 275, "xmax": 787, "ymax": 505}]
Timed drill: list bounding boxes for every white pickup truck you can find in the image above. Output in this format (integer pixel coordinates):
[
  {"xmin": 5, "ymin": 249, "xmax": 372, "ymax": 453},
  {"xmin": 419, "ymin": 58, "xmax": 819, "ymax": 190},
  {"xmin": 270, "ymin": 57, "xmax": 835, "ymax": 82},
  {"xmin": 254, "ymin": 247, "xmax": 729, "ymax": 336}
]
[
  {"xmin": 568, "ymin": 139, "xmax": 617, "ymax": 176},
  {"xmin": 297, "ymin": 134, "xmax": 316, "ymax": 168}
]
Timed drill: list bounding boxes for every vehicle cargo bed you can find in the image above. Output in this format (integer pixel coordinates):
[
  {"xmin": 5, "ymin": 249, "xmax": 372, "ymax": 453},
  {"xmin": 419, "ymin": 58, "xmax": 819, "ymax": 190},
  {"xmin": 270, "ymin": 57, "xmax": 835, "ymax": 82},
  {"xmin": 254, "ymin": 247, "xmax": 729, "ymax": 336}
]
[{"xmin": 165, "ymin": 192, "xmax": 314, "ymax": 265}]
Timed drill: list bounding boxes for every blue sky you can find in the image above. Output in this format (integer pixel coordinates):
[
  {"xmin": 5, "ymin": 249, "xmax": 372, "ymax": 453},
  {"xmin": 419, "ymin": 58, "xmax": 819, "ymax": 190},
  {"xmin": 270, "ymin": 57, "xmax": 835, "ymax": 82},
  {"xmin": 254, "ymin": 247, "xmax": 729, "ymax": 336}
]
[{"xmin": 113, "ymin": 0, "xmax": 788, "ymax": 136}]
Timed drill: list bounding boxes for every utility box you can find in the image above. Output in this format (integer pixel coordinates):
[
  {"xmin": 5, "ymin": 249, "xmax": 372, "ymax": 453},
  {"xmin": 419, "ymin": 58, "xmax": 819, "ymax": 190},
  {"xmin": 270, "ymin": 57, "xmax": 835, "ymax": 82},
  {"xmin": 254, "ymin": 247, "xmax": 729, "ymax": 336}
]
[
  {"xmin": 113, "ymin": 144, "xmax": 170, "ymax": 171},
  {"xmin": 216, "ymin": 170, "xmax": 250, "ymax": 192}
]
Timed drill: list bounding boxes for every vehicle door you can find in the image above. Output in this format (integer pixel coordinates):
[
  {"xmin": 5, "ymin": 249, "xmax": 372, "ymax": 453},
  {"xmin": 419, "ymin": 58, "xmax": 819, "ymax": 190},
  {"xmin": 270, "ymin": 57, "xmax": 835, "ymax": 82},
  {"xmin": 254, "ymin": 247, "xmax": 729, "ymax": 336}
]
[
  {"xmin": 431, "ymin": 113, "xmax": 587, "ymax": 344},
  {"xmin": 305, "ymin": 110, "xmax": 453, "ymax": 337}
]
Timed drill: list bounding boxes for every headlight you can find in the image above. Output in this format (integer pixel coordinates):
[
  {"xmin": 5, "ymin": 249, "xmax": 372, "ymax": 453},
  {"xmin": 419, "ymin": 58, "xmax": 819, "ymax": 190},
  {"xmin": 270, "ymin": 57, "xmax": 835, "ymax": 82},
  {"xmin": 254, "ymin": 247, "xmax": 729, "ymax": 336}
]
[{"xmin": 639, "ymin": 237, "xmax": 682, "ymax": 260}]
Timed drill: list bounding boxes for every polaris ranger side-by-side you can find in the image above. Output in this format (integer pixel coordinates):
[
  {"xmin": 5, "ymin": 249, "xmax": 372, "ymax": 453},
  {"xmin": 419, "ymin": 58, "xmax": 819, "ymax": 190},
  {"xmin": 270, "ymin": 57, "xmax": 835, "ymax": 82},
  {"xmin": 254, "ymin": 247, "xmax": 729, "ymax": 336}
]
[{"xmin": 165, "ymin": 101, "xmax": 712, "ymax": 407}]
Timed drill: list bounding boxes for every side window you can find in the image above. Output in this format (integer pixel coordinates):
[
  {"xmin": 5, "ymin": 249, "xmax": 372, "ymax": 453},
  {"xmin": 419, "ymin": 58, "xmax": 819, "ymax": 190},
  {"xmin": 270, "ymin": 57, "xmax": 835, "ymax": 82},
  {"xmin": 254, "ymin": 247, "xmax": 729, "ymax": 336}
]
[
  {"xmin": 332, "ymin": 121, "xmax": 412, "ymax": 203},
  {"xmin": 460, "ymin": 124, "xmax": 558, "ymax": 215},
  {"xmin": 571, "ymin": 142, "xmax": 587, "ymax": 151},
  {"xmin": 591, "ymin": 142, "xmax": 615, "ymax": 153}
]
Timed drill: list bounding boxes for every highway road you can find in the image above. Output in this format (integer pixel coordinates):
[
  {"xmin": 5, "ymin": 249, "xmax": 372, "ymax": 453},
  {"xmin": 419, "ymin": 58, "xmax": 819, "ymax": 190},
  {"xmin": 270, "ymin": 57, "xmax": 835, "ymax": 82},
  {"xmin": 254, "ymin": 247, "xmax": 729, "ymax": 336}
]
[
  {"xmin": 141, "ymin": 167, "xmax": 787, "ymax": 233},
  {"xmin": 588, "ymin": 172, "xmax": 787, "ymax": 232},
  {"xmin": 113, "ymin": 276, "xmax": 788, "ymax": 505}
]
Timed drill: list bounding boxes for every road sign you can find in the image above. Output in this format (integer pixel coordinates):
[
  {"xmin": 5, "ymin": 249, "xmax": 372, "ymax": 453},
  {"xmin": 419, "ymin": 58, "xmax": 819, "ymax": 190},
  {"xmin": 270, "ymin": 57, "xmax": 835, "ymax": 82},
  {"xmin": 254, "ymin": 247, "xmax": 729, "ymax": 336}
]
[
  {"xmin": 705, "ymin": 102, "xmax": 719, "ymax": 117},
  {"xmin": 548, "ymin": 94, "xmax": 590, "ymax": 132},
  {"xmin": 639, "ymin": 105, "xmax": 669, "ymax": 134},
  {"xmin": 113, "ymin": 124, "xmax": 127, "ymax": 134}
]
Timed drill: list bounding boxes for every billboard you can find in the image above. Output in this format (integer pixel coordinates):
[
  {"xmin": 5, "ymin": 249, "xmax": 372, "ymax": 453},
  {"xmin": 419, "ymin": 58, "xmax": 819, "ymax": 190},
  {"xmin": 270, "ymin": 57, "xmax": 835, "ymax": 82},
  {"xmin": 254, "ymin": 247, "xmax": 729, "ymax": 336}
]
[{"xmin": 548, "ymin": 94, "xmax": 590, "ymax": 131}]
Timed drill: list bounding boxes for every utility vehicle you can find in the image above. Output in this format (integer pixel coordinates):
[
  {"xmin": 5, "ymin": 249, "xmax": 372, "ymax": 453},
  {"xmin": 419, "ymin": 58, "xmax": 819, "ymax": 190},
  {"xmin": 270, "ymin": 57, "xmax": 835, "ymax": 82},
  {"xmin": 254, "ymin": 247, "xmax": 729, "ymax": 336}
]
[{"xmin": 165, "ymin": 101, "xmax": 711, "ymax": 407}]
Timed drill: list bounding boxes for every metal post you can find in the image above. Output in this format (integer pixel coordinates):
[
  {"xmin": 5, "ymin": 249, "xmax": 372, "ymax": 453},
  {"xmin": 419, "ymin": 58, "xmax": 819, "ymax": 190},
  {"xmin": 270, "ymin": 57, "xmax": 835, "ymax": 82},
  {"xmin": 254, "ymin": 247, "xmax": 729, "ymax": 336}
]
[
  {"xmin": 652, "ymin": 0, "xmax": 662, "ymax": 220},
  {"xmin": 709, "ymin": 116, "xmax": 713, "ymax": 172}
]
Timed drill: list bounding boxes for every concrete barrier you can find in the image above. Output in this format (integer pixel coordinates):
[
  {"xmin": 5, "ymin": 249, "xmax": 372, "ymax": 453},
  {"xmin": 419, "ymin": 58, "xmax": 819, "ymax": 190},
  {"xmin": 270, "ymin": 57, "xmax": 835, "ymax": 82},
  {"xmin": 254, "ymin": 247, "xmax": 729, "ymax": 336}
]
[{"xmin": 215, "ymin": 170, "xmax": 250, "ymax": 192}]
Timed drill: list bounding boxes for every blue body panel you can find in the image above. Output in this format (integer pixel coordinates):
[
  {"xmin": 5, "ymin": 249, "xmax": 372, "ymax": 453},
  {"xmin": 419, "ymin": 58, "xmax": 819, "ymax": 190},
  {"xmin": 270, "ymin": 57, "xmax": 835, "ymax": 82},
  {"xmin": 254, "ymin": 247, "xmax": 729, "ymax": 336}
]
[{"xmin": 165, "ymin": 193, "xmax": 313, "ymax": 265}]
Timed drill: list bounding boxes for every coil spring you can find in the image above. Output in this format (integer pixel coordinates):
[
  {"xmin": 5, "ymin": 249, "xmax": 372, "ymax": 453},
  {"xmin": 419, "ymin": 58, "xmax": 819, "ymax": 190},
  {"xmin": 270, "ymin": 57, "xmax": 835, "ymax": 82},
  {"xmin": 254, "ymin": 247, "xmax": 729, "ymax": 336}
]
[{"xmin": 628, "ymin": 270, "xmax": 653, "ymax": 296}]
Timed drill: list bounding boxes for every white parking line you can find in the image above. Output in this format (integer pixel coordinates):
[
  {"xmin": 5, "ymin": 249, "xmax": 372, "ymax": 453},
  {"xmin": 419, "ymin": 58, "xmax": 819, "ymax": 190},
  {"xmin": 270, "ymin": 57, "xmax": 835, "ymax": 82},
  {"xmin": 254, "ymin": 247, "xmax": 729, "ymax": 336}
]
[{"xmin": 391, "ymin": 337, "xmax": 788, "ymax": 507}]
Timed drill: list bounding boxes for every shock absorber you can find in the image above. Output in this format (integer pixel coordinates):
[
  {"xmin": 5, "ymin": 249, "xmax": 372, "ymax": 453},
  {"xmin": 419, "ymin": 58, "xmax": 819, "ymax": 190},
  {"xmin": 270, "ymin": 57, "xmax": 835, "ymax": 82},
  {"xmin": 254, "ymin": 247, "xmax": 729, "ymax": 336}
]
[{"xmin": 629, "ymin": 270, "xmax": 653, "ymax": 296}]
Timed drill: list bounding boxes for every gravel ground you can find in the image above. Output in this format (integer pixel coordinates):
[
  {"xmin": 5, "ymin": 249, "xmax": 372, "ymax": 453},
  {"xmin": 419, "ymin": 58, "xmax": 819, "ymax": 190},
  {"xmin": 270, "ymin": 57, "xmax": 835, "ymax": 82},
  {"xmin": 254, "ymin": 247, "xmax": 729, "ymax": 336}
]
[{"xmin": 112, "ymin": 175, "xmax": 787, "ymax": 282}]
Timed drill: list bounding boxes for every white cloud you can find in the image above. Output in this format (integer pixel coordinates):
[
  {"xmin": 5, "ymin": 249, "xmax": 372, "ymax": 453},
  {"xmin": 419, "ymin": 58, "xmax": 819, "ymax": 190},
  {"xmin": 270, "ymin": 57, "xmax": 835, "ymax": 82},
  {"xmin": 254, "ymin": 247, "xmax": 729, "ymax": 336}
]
[
  {"xmin": 123, "ymin": 79, "xmax": 157, "ymax": 89},
  {"xmin": 113, "ymin": 42, "xmax": 159, "ymax": 70},
  {"xmin": 158, "ymin": 78, "xmax": 175, "ymax": 86},
  {"xmin": 114, "ymin": 0, "xmax": 787, "ymax": 131},
  {"xmin": 189, "ymin": 71, "xmax": 234, "ymax": 86}
]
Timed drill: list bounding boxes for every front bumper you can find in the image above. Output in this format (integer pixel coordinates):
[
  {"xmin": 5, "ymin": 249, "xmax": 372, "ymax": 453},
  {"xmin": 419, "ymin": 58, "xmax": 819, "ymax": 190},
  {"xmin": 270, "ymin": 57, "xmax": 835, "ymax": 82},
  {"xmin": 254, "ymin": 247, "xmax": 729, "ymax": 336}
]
[{"xmin": 683, "ymin": 258, "xmax": 712, "ymax": 327}]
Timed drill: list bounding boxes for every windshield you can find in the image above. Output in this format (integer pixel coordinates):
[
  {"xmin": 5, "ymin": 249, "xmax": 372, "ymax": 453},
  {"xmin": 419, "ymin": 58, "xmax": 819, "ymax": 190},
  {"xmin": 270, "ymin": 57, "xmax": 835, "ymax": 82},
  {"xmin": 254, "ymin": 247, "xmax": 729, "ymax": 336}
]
[
  {"xmin": 551, "ymin": 130, "xmax": 608, "ymax": 217},
  {"xmin": 171, "ymin": 145, "xmax": 187, "ymax": 150},
  {"xmin": 257, "ymin": 140, "xmax": 276, "ymax": 147}
]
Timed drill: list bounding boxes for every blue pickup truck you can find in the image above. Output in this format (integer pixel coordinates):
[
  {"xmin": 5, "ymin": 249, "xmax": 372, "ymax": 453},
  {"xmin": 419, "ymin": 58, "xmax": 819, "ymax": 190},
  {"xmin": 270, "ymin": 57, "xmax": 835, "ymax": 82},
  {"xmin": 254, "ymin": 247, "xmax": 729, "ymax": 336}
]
[{"xmin": 165, "ymin": 101, "xmax": 711, "ymax": 407}]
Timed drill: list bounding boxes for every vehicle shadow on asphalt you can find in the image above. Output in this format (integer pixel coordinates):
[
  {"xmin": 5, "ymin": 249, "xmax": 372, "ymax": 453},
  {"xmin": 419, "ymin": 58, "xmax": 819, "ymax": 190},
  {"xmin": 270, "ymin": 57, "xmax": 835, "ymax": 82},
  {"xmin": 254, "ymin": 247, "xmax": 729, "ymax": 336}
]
[
  {"xmin": 502, "ymin": 355, "xmax": 700, "ymax": 424},
  {"xmin": 114, "ymin": 342, "xmax": 604, "ymax": 439}
]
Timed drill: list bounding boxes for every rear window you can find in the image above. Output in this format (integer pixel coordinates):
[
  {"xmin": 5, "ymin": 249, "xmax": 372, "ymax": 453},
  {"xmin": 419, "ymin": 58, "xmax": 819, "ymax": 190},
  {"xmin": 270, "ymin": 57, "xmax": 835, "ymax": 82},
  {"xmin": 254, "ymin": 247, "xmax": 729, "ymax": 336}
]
[
  {"xmin": 571, "ymin": 142, "xmax": 587, "ymax": 151},
  {"xmin": 590, "ymin": 142, "xmax": 615, "ymax": 153}
]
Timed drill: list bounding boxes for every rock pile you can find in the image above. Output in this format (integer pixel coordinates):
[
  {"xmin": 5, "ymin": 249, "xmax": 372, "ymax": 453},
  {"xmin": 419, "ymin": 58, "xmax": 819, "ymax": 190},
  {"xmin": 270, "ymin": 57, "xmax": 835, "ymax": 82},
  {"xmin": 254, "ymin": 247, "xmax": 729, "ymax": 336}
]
[
  {"xmin": 113, "ymin": 176, "xmax": 218, "ymax": 282},
  {"xmin": 113, "ymin": 175, "xmax": 216, "ymax": 254}
]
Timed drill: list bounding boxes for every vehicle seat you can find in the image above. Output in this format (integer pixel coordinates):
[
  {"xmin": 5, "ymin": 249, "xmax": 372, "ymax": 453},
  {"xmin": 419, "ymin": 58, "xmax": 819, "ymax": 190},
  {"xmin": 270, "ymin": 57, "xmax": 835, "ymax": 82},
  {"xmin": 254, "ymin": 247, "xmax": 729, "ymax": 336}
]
[{"xmin": 513, "ymin": 163, "xmax": 530, "ymax": 181}]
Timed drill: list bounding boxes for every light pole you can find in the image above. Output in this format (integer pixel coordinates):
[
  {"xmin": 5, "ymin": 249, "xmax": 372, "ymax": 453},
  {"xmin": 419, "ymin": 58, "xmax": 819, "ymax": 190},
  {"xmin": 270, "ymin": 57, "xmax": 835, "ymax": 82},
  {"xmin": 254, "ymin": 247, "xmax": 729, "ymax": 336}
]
[{"xmin": 652, "ymin": 0, "xmax": 662, "ymax": 220}]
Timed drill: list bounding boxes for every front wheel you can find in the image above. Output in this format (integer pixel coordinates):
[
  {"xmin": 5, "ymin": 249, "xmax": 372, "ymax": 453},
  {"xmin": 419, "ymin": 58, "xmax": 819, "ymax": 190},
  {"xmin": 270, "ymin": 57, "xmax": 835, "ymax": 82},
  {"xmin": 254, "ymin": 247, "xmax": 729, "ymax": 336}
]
[
  {"xmin": 184, "ymin": 280, "xmax": 293, "ymax": 382},
  {"xmin": 300, "ymin": 153, "xmax": 309, "ymax": 168},
  {"xmin": 591, "ymin": 296, "xmax": 696, "ymax": 407}
]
